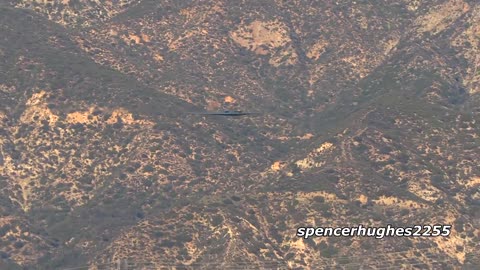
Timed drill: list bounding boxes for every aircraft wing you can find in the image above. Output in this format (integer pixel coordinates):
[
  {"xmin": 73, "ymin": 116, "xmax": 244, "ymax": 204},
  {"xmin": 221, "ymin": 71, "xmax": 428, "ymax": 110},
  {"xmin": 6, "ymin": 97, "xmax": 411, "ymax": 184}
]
[{"xmin": 188, "ymin": 112, "xmax": 230, "ymax": 115}]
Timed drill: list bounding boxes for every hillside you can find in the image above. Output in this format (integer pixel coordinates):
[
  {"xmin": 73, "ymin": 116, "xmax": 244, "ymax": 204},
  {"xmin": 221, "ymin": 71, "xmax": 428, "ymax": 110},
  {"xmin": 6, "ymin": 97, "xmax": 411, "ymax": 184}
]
[{"xmin": 0, "ymin": 0, "xmax": 479, "ymax": 269}]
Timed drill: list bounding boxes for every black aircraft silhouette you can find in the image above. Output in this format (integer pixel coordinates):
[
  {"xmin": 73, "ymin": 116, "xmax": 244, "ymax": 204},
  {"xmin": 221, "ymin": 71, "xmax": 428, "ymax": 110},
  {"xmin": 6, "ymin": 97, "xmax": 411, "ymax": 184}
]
[{"xmin": 189, "ymin": 110, "xmax": 260, "ymax": 116}]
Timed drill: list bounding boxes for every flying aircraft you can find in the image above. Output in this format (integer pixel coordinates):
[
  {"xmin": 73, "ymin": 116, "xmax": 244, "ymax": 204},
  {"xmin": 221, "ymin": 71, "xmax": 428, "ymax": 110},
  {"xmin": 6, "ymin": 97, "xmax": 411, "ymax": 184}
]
[{"xmin": 188, "ymin": 110, "xmax": 260, "ymax": 116}]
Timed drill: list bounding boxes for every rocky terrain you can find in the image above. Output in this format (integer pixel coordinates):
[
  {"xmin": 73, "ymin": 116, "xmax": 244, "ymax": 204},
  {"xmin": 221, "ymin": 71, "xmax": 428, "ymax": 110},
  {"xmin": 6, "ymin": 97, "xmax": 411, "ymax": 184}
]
[{"xmin": 0, "ymin": 0, "xmax": 479, "ymax": 269}]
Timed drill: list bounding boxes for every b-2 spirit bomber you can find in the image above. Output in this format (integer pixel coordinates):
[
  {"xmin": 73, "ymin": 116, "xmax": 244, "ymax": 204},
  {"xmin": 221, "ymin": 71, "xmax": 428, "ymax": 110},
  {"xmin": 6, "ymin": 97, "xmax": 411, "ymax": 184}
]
[{"xmin": 189, "ymin": 110, "xmax": 260, "ymax": 117}]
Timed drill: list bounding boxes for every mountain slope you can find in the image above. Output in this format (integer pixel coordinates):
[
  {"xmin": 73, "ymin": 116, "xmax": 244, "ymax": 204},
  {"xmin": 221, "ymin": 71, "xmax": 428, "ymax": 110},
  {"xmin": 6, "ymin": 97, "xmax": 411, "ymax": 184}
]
[{"xmin": 0, "ymin": 0, "xmax": 479, "ymax": 269}]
